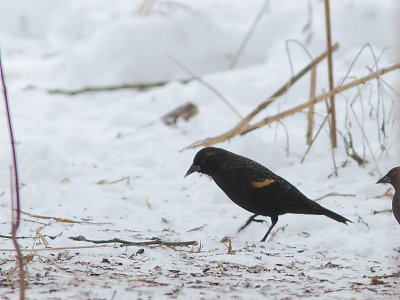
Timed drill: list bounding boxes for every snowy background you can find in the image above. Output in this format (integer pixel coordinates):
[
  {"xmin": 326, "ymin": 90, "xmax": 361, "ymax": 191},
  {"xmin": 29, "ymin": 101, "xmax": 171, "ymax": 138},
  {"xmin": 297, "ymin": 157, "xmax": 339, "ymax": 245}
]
[{"xmin": 0, "ymin": 0, "xmax": 399, "ymax": 299}]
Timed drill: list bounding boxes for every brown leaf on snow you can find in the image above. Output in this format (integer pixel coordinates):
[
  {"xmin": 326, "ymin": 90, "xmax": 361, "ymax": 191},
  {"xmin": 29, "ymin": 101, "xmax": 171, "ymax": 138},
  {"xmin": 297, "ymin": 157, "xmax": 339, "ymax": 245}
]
[
  {"xmin": 60, "ymin": 177, "xmax": 71, "ymax": 184},
  {"xmin": 371, "ymin": 278, "xmax": 386, "ymax": 285}
]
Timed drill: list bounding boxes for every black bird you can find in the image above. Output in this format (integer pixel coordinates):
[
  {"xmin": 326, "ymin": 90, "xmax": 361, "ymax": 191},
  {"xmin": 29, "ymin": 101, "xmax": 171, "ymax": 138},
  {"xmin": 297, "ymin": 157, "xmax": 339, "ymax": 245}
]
[
  {"xmin": 185, "ymin": 147, "xmax": 351, "ymax": 242},
  {"xmin": 376, "ymin": 167, "xmax": 400, "ymax": 225}
]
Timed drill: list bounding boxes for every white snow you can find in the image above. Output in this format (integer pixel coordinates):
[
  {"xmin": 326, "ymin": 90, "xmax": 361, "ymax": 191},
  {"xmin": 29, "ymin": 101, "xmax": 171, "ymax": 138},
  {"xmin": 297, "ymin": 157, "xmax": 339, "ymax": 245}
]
[{"xmin": 0, "ymin": 0, "xmax": 399, "ymax": 299}]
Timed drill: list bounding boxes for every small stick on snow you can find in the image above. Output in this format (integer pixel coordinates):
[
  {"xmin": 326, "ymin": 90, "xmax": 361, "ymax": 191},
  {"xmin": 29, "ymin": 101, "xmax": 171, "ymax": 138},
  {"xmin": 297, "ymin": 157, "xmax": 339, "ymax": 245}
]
[
  {"xmin": 314, "ymin": 192, "xmax": 356, "ymax": 201},
  {"xmin": 19, "ymin": 210, "xmax": 113, "ymax": 225},
  {"xmin": 373, "ymin": 209, "xmax": 392, "ymax": 215},
  {"xmin": 69, "ymin": 235, "xmax": 198, "ymax": 247},
  {"xmin": 47, "ymin": 79, "xmax": 191, "ymax": 96},
  {"xmin": 0, "ymin": 245, "xmax": 109, "ymax": 252},
  {"xmin": 267, "ymin": 224, "xmax": 288, "ymax": 242}
]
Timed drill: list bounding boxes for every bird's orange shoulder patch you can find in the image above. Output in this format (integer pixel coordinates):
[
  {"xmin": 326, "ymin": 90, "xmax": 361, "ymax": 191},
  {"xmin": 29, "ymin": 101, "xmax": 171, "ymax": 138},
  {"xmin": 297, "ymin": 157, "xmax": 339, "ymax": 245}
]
[{"xmin": 250, "ymin": 178, "xmax": 275, "ymax": 188}]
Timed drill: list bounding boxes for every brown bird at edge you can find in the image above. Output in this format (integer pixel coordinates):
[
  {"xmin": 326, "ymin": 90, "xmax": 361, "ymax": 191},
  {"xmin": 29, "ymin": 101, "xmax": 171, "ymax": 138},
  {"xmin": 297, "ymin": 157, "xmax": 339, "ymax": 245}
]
[
  {"xmin": 185, "ymin": 147, "xmax": 352, "ymax": 242},
  {"xmin": 376, "ymin": 167, "xmax": 400, "ymax": 225}
]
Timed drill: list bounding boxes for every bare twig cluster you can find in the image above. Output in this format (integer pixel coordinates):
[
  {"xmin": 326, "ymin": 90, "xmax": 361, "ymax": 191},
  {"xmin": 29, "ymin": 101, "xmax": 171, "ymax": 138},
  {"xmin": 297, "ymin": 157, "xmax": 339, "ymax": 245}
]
[
  {"xmin": 183, "ymin": 43, "xmax": 340, "ymax": 150},
  {"xmin": 184, "ymin": 56, "xmax": 400, "ymax": 150}
]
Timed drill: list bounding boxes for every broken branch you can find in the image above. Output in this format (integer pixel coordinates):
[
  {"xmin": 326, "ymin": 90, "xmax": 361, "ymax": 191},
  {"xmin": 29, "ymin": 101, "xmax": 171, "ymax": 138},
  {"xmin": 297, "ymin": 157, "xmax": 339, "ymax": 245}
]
[
  {"xmin": 69, "ymin": 235, "xmax": 198, "ymax": 247},
  {"xmin": 48, "ymin": 79, "xmax": 191, "ymax": 96},
  {"xmin": 20, "ymin": 210, "xmax": 112, "ymax": 225}
]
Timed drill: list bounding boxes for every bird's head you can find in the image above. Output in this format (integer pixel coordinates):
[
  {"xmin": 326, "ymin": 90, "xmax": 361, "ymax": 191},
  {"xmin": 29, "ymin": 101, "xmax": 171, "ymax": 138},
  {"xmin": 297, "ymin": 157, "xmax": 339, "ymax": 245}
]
[
  {"xmin": 184, "ymin": 147, "xmax": 225, "ymax": 178},
  {"xmin": 376, "ymin": 167, "xmax": 400, "ymax": 188}
]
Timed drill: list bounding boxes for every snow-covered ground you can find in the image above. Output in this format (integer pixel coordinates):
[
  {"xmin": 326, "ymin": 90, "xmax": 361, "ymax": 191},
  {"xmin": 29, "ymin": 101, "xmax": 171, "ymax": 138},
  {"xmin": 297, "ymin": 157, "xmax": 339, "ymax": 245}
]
[{"xmin": 0, "ymin": 0, "xmax": 399, "ymax": 299}]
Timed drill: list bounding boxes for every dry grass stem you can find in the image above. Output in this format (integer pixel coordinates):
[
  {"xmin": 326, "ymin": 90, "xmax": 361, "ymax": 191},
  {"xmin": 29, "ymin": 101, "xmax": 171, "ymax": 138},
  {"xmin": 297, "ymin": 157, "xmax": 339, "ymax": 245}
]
[
  {"xmin": 373, "ymin": 188, "xmax": 393, "ymax": 198},
  {"xmin": 239, "ymin": 62, "xmax": 400, "ymax": 135},
  {"xmin": 0, "ymin": 245, "xmax": 108, "ymax": 252},
  {"xmin": 19, "ymin": 210, "xmax": 112, "ymax": 225},
  {"xmin": 324, "ymin": 99, "xmax": 338, "ymax": 177},
  {"xmin": 97, "ymin": 176, "xmax": 131, "ymax": 185},
  {"xmin": 184, "ymin": 43, "xmax": 340, "ymax": 150},
  {"xmin": 229, "ymin": 0, "xmax": 269, "ymax": 69},
  {"xmin": 48, "ymin": 79, "xmax": 191, "ymax": 95},
  {"xmin": 324, "ymin": 0, "xmax": 337, "ymax": 147},
  {"xmin": 69, "ymin": 235, "xmax": 198, "ymax": 247},
  {"xmin": 301, "ymin": 110, "xmax": 330, "ymax": 163},
  {"xmin": 1, "ymin": 49, "xmax": 25, "ymax": 300},
  {"xmin": 268, "ymin": 224, "xmax": 288, "ymax": 242},
  {"xmin": 306, "ymin": 66, "xmax": 317, "ymax": 145},
  {"xmin": 220, "ymin": 236, "xmax": 234, "ymax": 254},
  {"xmin": 166, "ymin": 53, "xmax": 242, "ymax": 119},
  {"xmin": 314, "ymin": 192, "xmax": 356, "ymax": 201}
]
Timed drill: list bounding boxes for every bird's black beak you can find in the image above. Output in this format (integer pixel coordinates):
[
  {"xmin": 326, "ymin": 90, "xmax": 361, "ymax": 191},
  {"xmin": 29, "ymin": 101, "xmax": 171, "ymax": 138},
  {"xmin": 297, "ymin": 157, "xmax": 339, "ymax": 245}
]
[
  {"xmin": 376, "ymin": 175, "xmax": 390, "ymax": 184},
  {"xmin": 184, "ymin": 164, "xmax": 200, "ymax": 178}
]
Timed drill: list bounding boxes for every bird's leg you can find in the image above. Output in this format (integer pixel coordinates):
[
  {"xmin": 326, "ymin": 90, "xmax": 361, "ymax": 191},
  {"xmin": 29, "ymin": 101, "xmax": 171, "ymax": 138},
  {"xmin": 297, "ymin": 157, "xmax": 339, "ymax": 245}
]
[
  {"xmin": 260, "ymin": 216, "xmax": 278, "ymax": 242},
  {"xmin": 238, "ymin": 214, "xmax": 266, "ymax": 232}
]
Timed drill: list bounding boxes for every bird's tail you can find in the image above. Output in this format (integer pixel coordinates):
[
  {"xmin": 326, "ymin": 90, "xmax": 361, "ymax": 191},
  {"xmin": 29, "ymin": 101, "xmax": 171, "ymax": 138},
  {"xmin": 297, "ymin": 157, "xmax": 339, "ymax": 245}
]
[{"xmin": 318, "ymin": 205, "xmax": 352, "ymax": 224}]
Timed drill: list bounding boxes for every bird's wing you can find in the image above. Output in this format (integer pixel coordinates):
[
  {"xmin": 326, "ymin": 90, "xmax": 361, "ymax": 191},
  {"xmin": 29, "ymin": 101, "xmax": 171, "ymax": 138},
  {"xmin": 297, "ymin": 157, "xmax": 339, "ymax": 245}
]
[{"xmin": 232, "ymin": 161, "xmax": 292, "ymax": 195}]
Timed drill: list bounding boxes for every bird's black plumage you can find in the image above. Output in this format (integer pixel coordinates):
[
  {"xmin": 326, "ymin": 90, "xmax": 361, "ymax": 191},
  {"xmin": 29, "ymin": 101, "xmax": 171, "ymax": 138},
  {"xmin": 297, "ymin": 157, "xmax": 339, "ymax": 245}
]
[
  {"xmin": 185, "ymin": 147, "xmax": 351, "ymax": 242},
  {"xmin": 376, "ymin": 167, "xmax": 400, "ymax": 225}
]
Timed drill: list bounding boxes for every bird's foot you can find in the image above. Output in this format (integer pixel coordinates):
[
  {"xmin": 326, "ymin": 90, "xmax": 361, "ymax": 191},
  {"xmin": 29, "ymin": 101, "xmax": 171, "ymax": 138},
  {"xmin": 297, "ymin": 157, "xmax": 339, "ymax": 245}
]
[{"xmin": 238, "ymin": 216, "xmax": 266, "ymax": 232}]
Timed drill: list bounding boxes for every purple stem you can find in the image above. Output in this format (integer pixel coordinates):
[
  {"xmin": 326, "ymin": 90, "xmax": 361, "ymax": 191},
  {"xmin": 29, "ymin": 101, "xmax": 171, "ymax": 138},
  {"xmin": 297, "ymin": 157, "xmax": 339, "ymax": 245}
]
[{"xmin": 0, "ymin": 50, "xmax": 21, "ymax": 229}]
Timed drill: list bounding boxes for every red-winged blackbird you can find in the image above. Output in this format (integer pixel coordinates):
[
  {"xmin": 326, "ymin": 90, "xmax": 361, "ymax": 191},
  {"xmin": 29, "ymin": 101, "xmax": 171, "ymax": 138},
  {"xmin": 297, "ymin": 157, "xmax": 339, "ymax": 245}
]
[
  {"xmin": 376, "ymin": 167, "xmax": 400, "ymax": 225},
  {"xmin": 185, "ymin": 147, "xmax": 352, "ymax": 242}
]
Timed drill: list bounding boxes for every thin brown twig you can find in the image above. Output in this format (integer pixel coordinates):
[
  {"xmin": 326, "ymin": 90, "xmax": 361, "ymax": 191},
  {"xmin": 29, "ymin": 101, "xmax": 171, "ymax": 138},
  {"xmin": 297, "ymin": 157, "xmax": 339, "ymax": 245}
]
[
  {"xmin": 268, "ymin": 224, "xmax": 288, "ymax": 242},
  {"xmin": 0, "ymin": 245, "xmax": 108, "ymax": 252},
  {"xmin": 238, "ymin": 62, "xmax": 400, "ymax": 135},
  {"xmin": 47, "ymin": 79, "xmax": 191, "ymax": 96},
  {"xmin": 69, "ymin": 235, "xmax": 198, "ymax": 247},
  {"xmin": 373, "ymin": 188, "xmax": 393, "ymax": 198},
  {"xmin": 306, "ymin": 66, "xmax": 317, "ymax": 145},
  {"xmin": 0, "ymin": 49, "xmax": 25, "ymax": 300},
  {"xmin": 166, "ymin": 53, "xmax": 242, "ymax": 119},
  {"xmin": 324, "ymin": 98, "xmax": 338, "ymax": 177},
  {"xmin": 350, "ymin": 85, "xmax": 382, "ymax": 174},
  {"xmin": 97, "ymin": 176, "xmax": 131, "ymax": 186},
  {"xmin": 184, "ymin": 43, "xmax": 340, "ymax": 150},
  {"xmin": 229, "ymin": 0, "xmax": 269, "ymax": 69},
  {"xmin": 0, "ymin": 233, "xmax": 59, "ymax": 240},
  {"xmin": 110, "ymin": 290, "xmax": 118, "ymax": 300},
  {"xmin": 314, "ymin": 192, "xmax": 356, "ymax": 201},
  {"xmin": 324, "ymin": 0, "xmax": 337, "ymax": 147},
  {"xmin": 0, "ymin": 234, "xmax": 31, "ymax": 239},
  {"xmin": 19, "ymin": 210, "xmax": 112, "ymax": 225},
  {"xmin": 373, "ymin": 209, "xmax": 392, "ymax": 215},
  {"xmin": 301, "ymin": 110, "xmax": 330, "ymax": 163}
]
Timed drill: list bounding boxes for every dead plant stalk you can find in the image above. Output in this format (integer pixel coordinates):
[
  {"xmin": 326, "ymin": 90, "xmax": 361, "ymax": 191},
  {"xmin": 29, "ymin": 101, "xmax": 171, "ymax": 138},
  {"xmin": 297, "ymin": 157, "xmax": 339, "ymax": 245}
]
[
  {"xmin": 0, "ymin": 50, "xmax": 25, "ymax": 299},
  {"xmin": 324, "ymin": 0, "xmax": 337, "ymax": 147},
  {"xmin": 186, "ymin": 61, "xmax": 400, "ymax": 149},
  {"xmin": 306, "ymin": 66, "xmax": 317, "ymax": 145},
  {"xmin": 184, "ymin": 43, "xmax": 340, "ymax": 149},
  {"xmin": 239, "ymin": 62, "xmax": 400, "ymax": 135}
]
